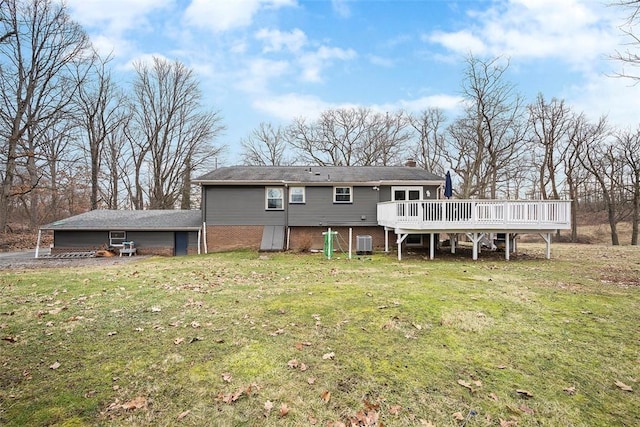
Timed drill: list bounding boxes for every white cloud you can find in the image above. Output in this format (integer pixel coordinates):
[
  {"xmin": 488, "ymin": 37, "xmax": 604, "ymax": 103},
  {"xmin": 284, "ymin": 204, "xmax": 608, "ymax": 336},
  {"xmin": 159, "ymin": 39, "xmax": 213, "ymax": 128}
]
[
  {"xmin": 426, "ymin": 30, "xmax": 487, "ymax": 55},
  {"xmin": 184, "ymin": 0, "xmax": 297, "ymax": 33},
  {"xmin": 67, "ymin": 0, "xmax": 173, "ymax": 34},
  {"xmin": 569, "ymin": 73, "xmax": 640, "ymax": 129},
  {"xmin": 426, "ymin": 0, "xmax": 620, "ymax": 70},
  {"xmin": 237, "ymin": 58, "xmax": 291, "ymax": 93},
  {"xmin": 252, "ymin": 93, "xmax": 335, "ymax": 120},
  {"xmin": 255, "ymin": 28, "xmax": 307, "ymax": 53},
  {"xmin": 298, "ymin": 46, "xmax": 357, "ymax": 82},
  {"xmin": 332, "ymin": 0, "xmax": 351, "ymax": 18}
]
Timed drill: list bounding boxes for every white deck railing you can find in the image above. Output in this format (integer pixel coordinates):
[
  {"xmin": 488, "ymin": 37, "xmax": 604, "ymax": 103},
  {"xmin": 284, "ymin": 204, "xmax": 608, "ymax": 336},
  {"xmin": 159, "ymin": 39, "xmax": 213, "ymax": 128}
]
[{"xmin": 377, "ymin": 199, "xmax": 571, "ymax": 232}]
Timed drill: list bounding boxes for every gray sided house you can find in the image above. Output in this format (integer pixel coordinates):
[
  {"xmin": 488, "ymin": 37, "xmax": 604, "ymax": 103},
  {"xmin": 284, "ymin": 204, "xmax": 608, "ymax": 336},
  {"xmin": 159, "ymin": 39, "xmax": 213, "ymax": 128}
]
[
  {"xmin": 194, "ymin": 165, "xmax": 445, "ymax": 252},
  {"xmin": 39, "ymin": 210, "xmax": 202, "ymax": 256}
]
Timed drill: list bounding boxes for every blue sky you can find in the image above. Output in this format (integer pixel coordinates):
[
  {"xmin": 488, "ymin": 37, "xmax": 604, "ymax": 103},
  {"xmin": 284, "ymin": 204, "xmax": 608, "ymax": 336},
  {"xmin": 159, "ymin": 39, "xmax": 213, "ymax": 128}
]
[{"xmin": 65, "ymin": 0, "xmax": 639, "ymax": 164}]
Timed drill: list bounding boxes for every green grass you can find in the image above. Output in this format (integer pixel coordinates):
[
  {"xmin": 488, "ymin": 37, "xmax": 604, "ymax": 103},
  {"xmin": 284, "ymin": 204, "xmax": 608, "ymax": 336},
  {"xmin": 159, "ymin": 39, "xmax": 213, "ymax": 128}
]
[{"xmin": 1, "ymin": 244, "xmax": 639, "ymax": 426}]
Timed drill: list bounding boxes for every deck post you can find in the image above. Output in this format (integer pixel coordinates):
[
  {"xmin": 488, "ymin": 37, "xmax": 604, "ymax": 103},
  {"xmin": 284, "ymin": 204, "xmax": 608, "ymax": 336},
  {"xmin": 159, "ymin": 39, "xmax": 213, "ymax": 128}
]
[
  {"xmin": 540, "ymin": 232, "xmax": 552, "ymax": 259},
  {"xmin": 450, "ymin": 234, "xmax": 455, "ymax": 254},
  {"xmin": 397, "ymin": 233, "xmax": 409, "ymax": 261},
  {"xmin": 384, "ymin": 227, "xmax": 389, "ymax": 253},
  {"xmin": 429, "ymin": 233, "xmax": 435, "ymax": 260},
  {"xmin": 505, "ymin": 232, "xmax": 510, "ymax": 261}
]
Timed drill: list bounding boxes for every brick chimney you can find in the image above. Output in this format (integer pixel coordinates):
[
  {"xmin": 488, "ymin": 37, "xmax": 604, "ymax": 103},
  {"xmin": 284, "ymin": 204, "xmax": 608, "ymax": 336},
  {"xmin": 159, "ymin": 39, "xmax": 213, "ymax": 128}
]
[{"xmin": 405, "ymin": 158, "xmax": 416, "ymax": 167}]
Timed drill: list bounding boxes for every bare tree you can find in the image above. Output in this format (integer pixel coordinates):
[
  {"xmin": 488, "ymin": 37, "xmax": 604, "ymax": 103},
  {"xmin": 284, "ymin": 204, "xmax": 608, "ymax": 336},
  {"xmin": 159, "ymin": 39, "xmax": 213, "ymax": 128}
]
[
  {"xmin": 572, "ymin": 116, "xmax": 628, "ymax": 245},
  {"xmin": 527, "ymin": 93, "xmax": 572, "ymax": 200},
  {"xmin": 241, "ymin": 122, "xmax": 292, "ymax": 165},
  {"xmin": 74, "ymin": 52, "xmax": 127, "ymax": 210},
  {"xmin": 409, "ymin": 108, "xmax": 447, "ymax": 176},
  {"xmin": 287, "ymin": 107, "xmax": 410, "ymax": 166},
  {"xmin": 128, "ymin": 56, "xmax": 225, "ymax": 209},
  {"xmin": 611, "ymin": 0, "xmax": 640, "ymax": 81},
  {"xmin": 617, "ymin": 126, "xmax": 640, "ymax": 244},
  {"xmin": 445, "ymin": 55, "xmax": 528, "ymax": 198},
  {"xmin": 0, "ymin": 0, "xmax": 91, "ymax": 230}
]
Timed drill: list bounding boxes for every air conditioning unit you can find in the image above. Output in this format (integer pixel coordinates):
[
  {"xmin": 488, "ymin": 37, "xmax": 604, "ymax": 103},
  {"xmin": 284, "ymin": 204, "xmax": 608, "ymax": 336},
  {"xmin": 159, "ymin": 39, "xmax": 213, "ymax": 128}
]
[{"xmin": 356, "ymin": 235, "xmax": 372, "ymax": 255}]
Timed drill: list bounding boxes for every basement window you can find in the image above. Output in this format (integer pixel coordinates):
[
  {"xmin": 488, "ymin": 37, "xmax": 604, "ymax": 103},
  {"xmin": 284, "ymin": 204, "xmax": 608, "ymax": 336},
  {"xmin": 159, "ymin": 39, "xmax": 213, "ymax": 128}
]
[{"xmin": 109, "ymin": 231, "xmax": 126, "ymax": 247}]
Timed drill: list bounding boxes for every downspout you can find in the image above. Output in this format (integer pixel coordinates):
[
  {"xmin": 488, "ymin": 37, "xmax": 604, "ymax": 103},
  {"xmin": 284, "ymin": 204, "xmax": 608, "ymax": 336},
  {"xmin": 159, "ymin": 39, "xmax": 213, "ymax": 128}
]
[
  {"xmin": 284, "ymin": 183, "xmax": 289, "ymax": 250},
  {"xmin": 201, "ymin": 183, "xmax": 208, "ymax": 254}
]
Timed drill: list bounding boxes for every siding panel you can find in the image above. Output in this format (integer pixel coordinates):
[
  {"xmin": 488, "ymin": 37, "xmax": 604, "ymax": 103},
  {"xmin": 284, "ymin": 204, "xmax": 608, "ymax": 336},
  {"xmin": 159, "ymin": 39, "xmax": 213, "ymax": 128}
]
[
  {"xmin": 205, "ymin": 186, "xmax": 286, "ymax": 226},
  {"xmin": 288, "ymin": 186, "xmax": 379, "ymax": 226}
]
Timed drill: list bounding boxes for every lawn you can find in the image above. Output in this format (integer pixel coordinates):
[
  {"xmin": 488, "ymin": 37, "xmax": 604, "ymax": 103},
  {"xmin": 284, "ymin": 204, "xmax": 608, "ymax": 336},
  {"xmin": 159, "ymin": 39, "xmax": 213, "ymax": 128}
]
[{"xmin": 0, "ymin": 244, "xmax": 639, "ymax": 426}]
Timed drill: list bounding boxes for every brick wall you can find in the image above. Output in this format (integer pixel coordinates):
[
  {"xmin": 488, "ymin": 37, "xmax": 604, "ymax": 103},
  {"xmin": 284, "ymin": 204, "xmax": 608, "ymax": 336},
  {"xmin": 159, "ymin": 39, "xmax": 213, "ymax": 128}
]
[
  {"xmin": 205, "ymin": 225, "xmax": 264, "ymax": 252},
  {"xmin": 288, "ymin": 226, "xmax": 386, "ymax": 252},
  {"xmin": 204, "ymin": 225, "xmax": 388, "ymax": 252}
]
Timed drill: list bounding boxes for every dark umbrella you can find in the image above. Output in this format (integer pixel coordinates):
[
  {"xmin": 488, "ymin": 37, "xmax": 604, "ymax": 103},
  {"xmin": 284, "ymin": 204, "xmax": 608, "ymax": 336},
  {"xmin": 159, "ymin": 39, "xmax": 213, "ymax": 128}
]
[{"xmin": 444, "ymin": 171, "xmax": 453, "ymax": 199}]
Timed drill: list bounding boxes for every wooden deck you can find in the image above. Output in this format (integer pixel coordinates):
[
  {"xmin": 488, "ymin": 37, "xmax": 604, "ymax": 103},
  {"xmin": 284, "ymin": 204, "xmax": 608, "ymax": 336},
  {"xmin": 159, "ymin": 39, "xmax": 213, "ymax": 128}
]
[{"xmin": 377, "ymin": 200, "xmax": 571, "ymax": 260}]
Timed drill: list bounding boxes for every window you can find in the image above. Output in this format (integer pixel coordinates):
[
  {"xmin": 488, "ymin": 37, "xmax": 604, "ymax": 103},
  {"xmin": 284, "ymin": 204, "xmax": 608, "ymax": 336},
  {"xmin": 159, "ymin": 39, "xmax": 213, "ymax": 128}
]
[
  {"xmin": 266, "ymin": 187, "xmax": 284, "ymax": 210},
  {"xmin": 392, "ymin": 186, "xmax": 422, "ymax": 201},
  {"xmin": 334, "ymin": 186, "xmax": 352, "ymax": 203},
  {"xmin": 289, "ymin": 187, "xmax": 305, "ymax": 203},
  {"xmin": 406, "ymin": 234, "xmax": 423, "ymax": 246},
  {"xmin": 109, "ymin": 231, "xmax": 126, "ymax": 247}
]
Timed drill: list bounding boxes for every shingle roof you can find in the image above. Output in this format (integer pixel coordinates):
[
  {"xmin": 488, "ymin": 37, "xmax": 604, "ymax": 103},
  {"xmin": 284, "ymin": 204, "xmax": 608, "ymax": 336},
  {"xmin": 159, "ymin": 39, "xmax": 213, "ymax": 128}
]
[
  {"xmin": 194, "ymin": 166, "xmax": 444, "ymax": 184},
  {"xmin": 41, "ymin": 210, "xmax": 202, "ymax": 231}
]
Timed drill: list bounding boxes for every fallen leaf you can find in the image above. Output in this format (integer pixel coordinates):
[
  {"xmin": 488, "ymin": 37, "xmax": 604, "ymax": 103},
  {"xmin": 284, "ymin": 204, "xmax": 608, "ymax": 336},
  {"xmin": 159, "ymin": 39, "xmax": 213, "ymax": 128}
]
[
  {"xmin": 563, "ymin": 386, "xmax": 576, "ymax": 395},
  {"xmin": 49, "ymin": 361, "xmax": 61, "ymax": 370},
  {"xmin": 222, "ymin": 372, "xmax": 232, "ymax": 383},
  {"xmin": 174, "ymin": 337, "xmax": 185, "ymax": 345},
  {"xmin": 499, "ymin": 419, "xmax": 518, "ymax": 427},
  {"xmin": 519, "ymin": 404, "xmax": 534, "ymax": 415},
  {"xmin": 190, "ymin": 321, "xmax": 201, "ymax": 328},
  {"xmin": 287, "ymin": 359, "xmax": 299, "ymax": 368},
  {"xmin": 389, "ymin": 404, "xmax": 401, "ymax": 415},
  {"xmin": 107, "ymin": 331, "xmax": 117, "ymax": 336},
  {"xmin": 516, "ymin": 389, "xmax": 534, "ymax": 398},
  {"xmin": 321, "ymin": 390, "xmax": 331, "ymax": 402},
  {"xmin": 279, "ymin": 403, "xmax": 289, "ymax": 417},
  {"xmin": 308, "ymin": 415, "xmax": 318, "ymax": 425},
  {"xmin": 121, "ymin": 396, "xmax": 147, "ymax": 410},
  {"xmin": 419, "ymin": 420, "xmax": 436, "ymax": 427},
  {"xmin": 151, "ymin": 306, "xmax": 161, "ymax": 312},
  {"xmin": 177, "ymin": 410, "xmax": 190, "ymax": 420},
  {"xmin": 264, "ymin": 400, "xmax": 274, "ymax": 416},
  {"xmin": 453, "ymin": 412, "xmax": 465, "ymax": 421},
  {"xmin": 307, "ymin": 377, "xmax": 316, "ymax": 385},
  {"xmin": 188, "ymin": 336, "xmax": 202, "ymax": 343},
  {"xmin": 615, "ymin": 380, "xmax": 633, "ymax": 392},
  {"xmin": 322, "ymin": 352, "xmax": 335, "ymax": 360},
  {"xmin": 269, "ymin": 328, "xmax": 285, "ymax": 336},
  {"xmin": 299, "ymin": 363, "xmax": 308, "ymax": 371},
  {"xmin": 489, "ymin": 392, "xmax": 499, "ymax": 401},
  {"xmin": 458, "ymin": 379, "xmax": 474, "ymax": 391},
  {"xmin": 2, "ymin": 336, "xmax": 17, "ymax": 343}
]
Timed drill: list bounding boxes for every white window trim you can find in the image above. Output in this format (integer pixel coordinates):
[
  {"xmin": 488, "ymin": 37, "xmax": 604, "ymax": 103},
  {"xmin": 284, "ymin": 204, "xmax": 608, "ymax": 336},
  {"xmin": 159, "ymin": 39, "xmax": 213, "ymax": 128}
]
[
  {"xmin": 333, "ymin": 186, "xmax": 353, "ymax": 203},
  {"xmin": 109, "ymin": 231, "xmax": 126, "ymax": 247},
  {"xmin": 265, "ymin": 187, "xmax": 284, "ymax": 210},
  {"xmin": 391, "ymin": 186, "xmax": 423, "ymax": 201},
  {"xmin": 289, "ymin": 186, "xmax": 306, "ymax": 204}
]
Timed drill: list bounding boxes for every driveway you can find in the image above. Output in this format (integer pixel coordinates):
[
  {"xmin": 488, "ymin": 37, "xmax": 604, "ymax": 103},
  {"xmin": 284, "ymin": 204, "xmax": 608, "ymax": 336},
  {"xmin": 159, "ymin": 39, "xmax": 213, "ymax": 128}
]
[{"xmin": 0, "ymin": 250, "xmax": 145, "ymax": 270}]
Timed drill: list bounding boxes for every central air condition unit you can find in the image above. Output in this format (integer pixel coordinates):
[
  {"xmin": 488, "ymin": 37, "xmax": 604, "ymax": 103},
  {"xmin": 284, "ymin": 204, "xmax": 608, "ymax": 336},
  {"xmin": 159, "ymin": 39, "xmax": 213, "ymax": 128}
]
[{"xmin": 356, "ymin": 235, "xmax": 372, "ymax": 255}]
